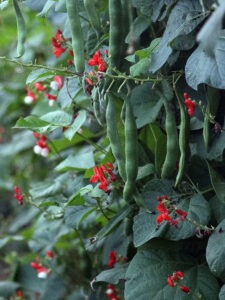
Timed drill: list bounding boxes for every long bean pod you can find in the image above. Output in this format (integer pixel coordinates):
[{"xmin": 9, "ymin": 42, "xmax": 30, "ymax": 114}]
[
  {"xmin": 66, "ymin": 0, "xmax": 85, "ymax": 73},
  {"xmin": 13, "ymin": 0, "xmax": 26, "ymax": 57},
  {"xmin": 161, "ymin": 94, "xmax": 179, "ymax": 179},
  {"xmin": 83, "ymin": 0, "xmax": 101, "ymax": 37},
  {"xmin": 106, "ymin": 94, "xmax": 126, "ymax": 181},
  {"xmin": 175, "ymin": 90, "xmax": 189, "ymax": 187},
  {"xmin": 108, "ymin": 0, "xmax": 123, "ymax": 68},
  {"xmin": 123, "ymin": 97, "xmax": 138, "ymax": 203}
]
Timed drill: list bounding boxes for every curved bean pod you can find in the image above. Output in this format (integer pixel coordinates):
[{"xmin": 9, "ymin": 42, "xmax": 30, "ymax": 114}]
[{"xmin": 13, "ymin": 0, "xmax": 26, "ymax": 57}]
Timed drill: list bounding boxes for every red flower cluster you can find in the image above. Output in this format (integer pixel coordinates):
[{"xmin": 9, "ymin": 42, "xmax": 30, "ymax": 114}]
[
  {"xmin": 30, "ymin": 261, "xmax": 49, "ymax": 279},
  {"xmin": 167, "ymin": 271, "xmax": 190, "ymax": 294},
  {"xmin": 156, "ymin": 195, "xmax": 187, "ymax": 226},
  {"xmin": 51, "ymin": 30, "xmax": 67, "ymax": 58},
  {"xmin": 106, "ymin": 284, "xmax": 121, "ymax": 300},
  {"xmin": 33, "ymin": 133, "xmax": 50, "ymax": 158},
  {"xmin": 88, "ymin": 50, "xmax": 106, "ymax": 72},
  {"xmin": 14, "ymin": 186, "xmax": 24, "ymax": 206},
  {"xmin": 183, "ymin": 92, "xmax": 196, "ymax": 117},
  {"xmin": 51, "ymin": 30, "xmax": 74, "ymax": 64},
  {"xmin": 90, "ymin": 163, "xmax": 116, "ymax": 192},
  {"xmin": 24, "ymin": 76, "xmax": 63, "ymax": 107}
]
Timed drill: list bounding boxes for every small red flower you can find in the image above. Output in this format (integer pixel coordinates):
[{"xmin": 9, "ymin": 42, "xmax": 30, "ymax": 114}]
[
  {"xmin": 156, "ymin": 213, "xmax": 171, "ymax": 224},
  {"xmin": 24, "ymin": 87, "xmax": 37, "ymax": 104},
  {"xmin": 90, "ymin": 163, "xmax": 116, "ymax": 193},
  {"xmin": 108, "ymin": 251, "xmax": 117, "ymax": 268},
  {"xmin": 179, "ymin": 285, "xmax": 190, "ymax": 293},
  {"xmin": 16, "ymin": 290, "xmax": 23, "ymax": 299},
  {"xmin": 30, "ymin": 261, "xmax": 49, "ymax": 278},
  {"xmin": 172, "ymin": 271, "xmax": 184, "ymax": 281},
  {"xmin": 34, "ymin": 82, "xmax": 46, "ymax": 92},
  {"xmin": 167, "ymin": 275, "xmax": 175, "ymax": 287},
  {"xmin": 46, "ymin": 250, "xmax": 54, "ymax": 259},
  {"xmin": 50, "ymin": 76, "xmax": 63, "ymax": 90}
]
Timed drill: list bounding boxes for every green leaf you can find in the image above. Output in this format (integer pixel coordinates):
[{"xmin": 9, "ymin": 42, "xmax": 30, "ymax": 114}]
[
  {"xmin": 130, "ymin": 83, "xmax": 163, "ymax": 128},
  {"xmin": 137, "ymin": 163, "xmax": 154, "ymax": 180},
  {"xmin": 86, "ymin": 206, "xmax": 133, "ymax": 250},
  {"xmin": 67, "ymin": 185, "xmax": 93, "ymax": 206},
  {"xmin": 206, "ymin": 219, "xmax": 225, "ymax": 280},
  {"xmin": 30, "ymin": 181, "xmax": 62, "ymax": 199},
  {"xmin": 93, "ymin": 263, "xmax": 129, "ymax": 285},
  {"xmin": 185, "ymin": 30, "xmax": 225, "ymax": 90},
  {"xmin": 40, "ymin": 110, "xmax": 73, "ymax": 126},
  {"xmin": 26, "ymin": 68, "xmax": 56, "ymax": 84},
  {"xmin": 55, "ymin": 150, "xmax": 95, "ymax": 171},
  {"xmin": 37, "ymin": 0, "xmax": 55, "ymax": 17},
  {"xmin": 39, "ymin": 275, "xmax": 67, "ymax": 300},
  {"xmin": 207, "ymin": 162, "xmax": 225, "ymax": 203},
  {"xmin": 125, "ymin": 240, "xmax": 220, "ymax": 300},
  {"xmin": 64, "ymin": 206, "xmax": 96, "ymax": 229},
  {"xmin": 14, "ymin": 116, "xmax": 58, "ymax": 133},
  {"xmin": 64, "ymin": 110, "xmax": 87, "ymax": 140},
  {"xmin": 0, "ymin": 281, "xmax": 20, "ymax": 297},
  {"xmin": 133, "ymin": 193, "xmax": 210, "ymax": 247},
  {"xmin": 150, "ymin": 0, "xmax": 207, "ymax": 73},
  {"xmin": 219, "ymin": 285, "xmax": 225, "ymax": 300},
  {"xmin": 0, "ymin": 0, "xmax": 9, "ymax": 10},
  {"xmin": 130, "ymin": 57, "xmax": 151, "ymax": 77}
]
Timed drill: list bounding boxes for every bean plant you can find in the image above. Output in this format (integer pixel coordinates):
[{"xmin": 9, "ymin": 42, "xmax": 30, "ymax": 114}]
[{"xmin": 0, "ymin": 0, "xmax": 225, "ymax": 299}]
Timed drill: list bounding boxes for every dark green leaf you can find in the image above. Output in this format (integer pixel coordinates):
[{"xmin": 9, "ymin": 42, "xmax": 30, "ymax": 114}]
[
  {"xmin": 0, "ymin": 281, "xmax": 20, "ymax": 297},
  {"xmin": 64, "ymin": 110, "xmax": 87, "ymax": 140},
  {"xmin": 206, "ymin": 219, "xmax": 225, "ymax": 280},
  {"xmin": 125, "ymin": 240, "xmax": 219, "ymax": 300},
  {"xmin": 93, "ymin": 263, "xmax": 129, "ymax": 285},
  {"xmin": 207, "ymin": 162, "xmax": 225, "ymax": 203}
]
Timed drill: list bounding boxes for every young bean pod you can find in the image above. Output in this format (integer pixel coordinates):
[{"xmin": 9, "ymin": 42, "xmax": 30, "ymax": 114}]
[
  {"xmin": 92, "ymin": 87, "xmax": 106, "ymax": 126},
  {"xmin": 83, "ymin": 0, "xmax": 101, "ymax": 37},
  {"xmin": 175, "ymin": 91, "xmax": 189, "ymax": 187},
  {"xmin": 108, "ymin": 0, "xmax": 123, "ymax": 68},
  {"xmin": 66, "ymin": 0, "xmax": 85, "ymax": 73},
  {"xmin": 13, "ymin": 0, "xmax": 26, "ymax": 57},
  {"xmin": 123, "ymin": 97, "xmax": 138, "ymax": 204},
  {"xmin": 106, "ymin": 93, "xmax": 126, "ymax": 181},
  {"xmin": 161, "ymin": 94, "xmax": 179, "ymax": 179}
]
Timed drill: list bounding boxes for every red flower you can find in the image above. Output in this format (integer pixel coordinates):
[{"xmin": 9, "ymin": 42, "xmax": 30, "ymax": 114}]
[
  {"xmin": 24, "ymin": 87, "xmax": 37, "ymax": 104},
  {"xmin": 16, "ymin": 290, "xmax": 23, "ymax": 299},
  {"xmin": 156, "ymin": 202, "xmax": 169, "ymax": 214},
  {"xmin": 50, "ymin": 76, "xmax": 63, "ymax": 90},
  {"xmin": 172, "ymin": 271, "xmax": 184, "ymax": 281},
  {"xmin": 90, "ymin": 163, "xmax": 116, "ymax": 193},
  {"xmin": 88, "ymin": 50, "xmax": 106, "ymax": 72},
  {"xmin": 180, "ymin": 285, "xmax": 190, "ymax": 293},
  {"xmin": 14, "ymin": 186, "xmax": 24, "ymax": 206},
  {"xmin": 183, "ymin": 92, "xmax": 196, "ymax": 117},
  {"xmin": 46, "ymin": 250, "xmax": 54, "ymax": 259},
  {"xmin": 156, "ymin": 213, "xmax": 171, "ymax": 224},
  {"xmin": 30, "ymin": 261, "xmax": 49, "ymax": 278},
  {"xmin": 108, "ymin": 251, "xmax": 117, "ymax": 267},
  {"xmin": 167, "ymin": 275, "xmax": 175, "ymax": 287},
  {"xmin": 34, "ymin": 82, "xmax": 46, "ymax": 92}
]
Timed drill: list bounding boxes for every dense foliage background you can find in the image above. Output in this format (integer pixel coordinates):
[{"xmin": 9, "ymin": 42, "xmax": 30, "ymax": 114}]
[{"xmin": 1, "ymin": 0, "xmax": 225, "ymax": 299}]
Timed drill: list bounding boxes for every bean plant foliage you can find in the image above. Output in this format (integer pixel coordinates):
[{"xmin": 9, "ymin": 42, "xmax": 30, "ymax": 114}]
[{"xmin": 1, "ymin": 0, "xmax": 225, "ymax": 299}]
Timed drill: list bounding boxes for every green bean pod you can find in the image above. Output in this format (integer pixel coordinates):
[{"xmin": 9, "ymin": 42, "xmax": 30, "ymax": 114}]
[
  {"xmin": 66, "ymin": 0, "xmax": 85, "ymax": 73},
  {"xmin": 92, "ymin": 87, "xmax": 106, "ymax": 126},
  {"xmin": 123, "ymin": 97, "xmax": 138, "ymax": 203},
  {"xmin": 203, "ymin": 87, "xmax": 220, "ymax": 151},
  {"xmin": 175, "ymin": 92, "xmax": 189, "ymax": 187},
  {"xmin": 108, "ymin": 0, "xmax": 123, "ymax": 68},
  {"xmin": 161, "ymin": 95, "xmax": 179, "ymax": 179},
  {"xmin": 13, "ymin": 0, "xmax": 26, "ymax": 57},
  {"xmin": 83, "ymin": 0, "xmax": 101, "ymax": 36},
  {"xmin": 106, "ymin": 94, "xmax": 126, "ymax": 181}
]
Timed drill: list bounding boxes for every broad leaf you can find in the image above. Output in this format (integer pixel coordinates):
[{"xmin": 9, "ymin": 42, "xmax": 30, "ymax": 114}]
[
  {"xmin": 0, "ymin": 281, "xmax": 20, "ymax": 297},
  {"xmin": 55, "ymin": 150, "xmax": 95, "ymax": 171},
  {"xmin": 64, "ymin": 206, "xmax": 96, "ymax": 229},
  {"xmin": 64, "ymin": 110, "xmax": 87, "ymax": 140},
  {"xmin": 185, "ymin": 30, "xmax": 225, "ymax": 90},
  {"xmin": 130, "ymin": 83, "xmax": 163, "ymax": 128},
  {"xmin": 206, "ymin": 219, "xmax": 225, "ymax": 280},
  {"xmin": 93, "ymin": 263, "xmax": 129, "ymax": 285},
  {"xmin": 207, "ymin": 162, "xmax": 225, "ymax": 203},
  {"xmin": 125, "ymin": 240, "xmax": 219, "ymax": 300},
  {"xmin": 150, "ymin": 0, "xmax": 207, "ymax": 73},
  {"xmin": 40, "ymin": 110, "xmax": 73, "ymax": 126},
  {"xmin": 14, "ymin": 116, "xmax": 58, "ymax": 133}
]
